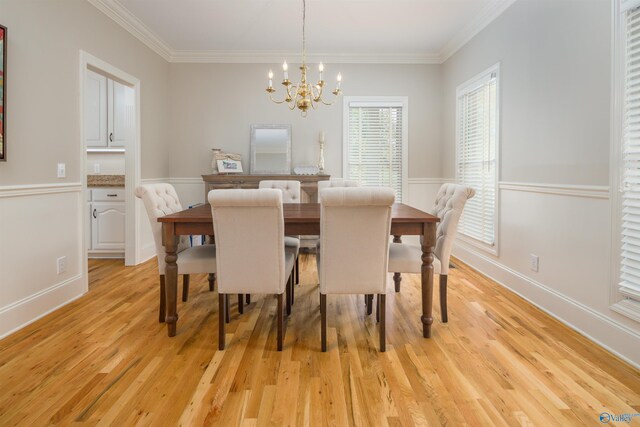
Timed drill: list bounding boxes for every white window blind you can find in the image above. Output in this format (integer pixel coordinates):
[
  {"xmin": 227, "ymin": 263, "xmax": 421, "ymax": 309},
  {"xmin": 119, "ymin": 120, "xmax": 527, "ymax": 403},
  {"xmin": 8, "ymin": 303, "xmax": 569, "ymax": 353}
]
[
  {"xmin": 456, "ymin": 70, "xmax": 498, "ymax": 248},
  {"xmin": 346, "ymin": 101, "xmax": 405, "ymax": 202},
  {"xmin": 619, "ymin": 5, "xmax": 640, "ymax": 305}
]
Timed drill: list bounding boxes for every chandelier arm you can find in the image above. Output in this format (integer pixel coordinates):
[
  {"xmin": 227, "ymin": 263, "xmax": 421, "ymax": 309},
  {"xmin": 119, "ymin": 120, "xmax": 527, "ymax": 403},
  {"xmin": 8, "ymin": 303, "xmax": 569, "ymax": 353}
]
[{"xmin": 268, "ymin": 92, "xmax": 288, "ymax": 104}]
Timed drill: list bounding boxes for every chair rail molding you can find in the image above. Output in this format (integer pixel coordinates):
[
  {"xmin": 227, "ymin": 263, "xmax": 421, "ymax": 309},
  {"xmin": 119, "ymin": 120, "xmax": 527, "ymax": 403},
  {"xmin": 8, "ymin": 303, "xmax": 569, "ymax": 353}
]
[
  {"xmin": 0, "ymin": 182, "xmax": 82, "ymax": 198},
  {"xmin": 499, "ymin": 181, "xmax": 610, "ymax": 199}
]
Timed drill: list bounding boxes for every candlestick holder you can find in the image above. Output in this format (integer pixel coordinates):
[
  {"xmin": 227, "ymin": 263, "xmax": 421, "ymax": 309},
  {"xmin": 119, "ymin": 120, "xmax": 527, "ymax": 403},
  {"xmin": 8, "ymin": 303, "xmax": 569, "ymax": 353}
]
[{"xmin": 318, "ymin": 140, "xmax": 325, "ymax": 174}]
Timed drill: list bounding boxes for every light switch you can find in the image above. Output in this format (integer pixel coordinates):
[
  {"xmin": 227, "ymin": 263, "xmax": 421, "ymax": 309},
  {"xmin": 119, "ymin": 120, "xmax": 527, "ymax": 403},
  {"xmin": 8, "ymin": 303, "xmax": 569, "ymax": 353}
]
[
  {"xmin": 57, "ymin": 163, "xmax": 66, "ymax": 178},
  {"xmin": 93, "ymin": 163, "xmax": 101, "ymax": 174}
]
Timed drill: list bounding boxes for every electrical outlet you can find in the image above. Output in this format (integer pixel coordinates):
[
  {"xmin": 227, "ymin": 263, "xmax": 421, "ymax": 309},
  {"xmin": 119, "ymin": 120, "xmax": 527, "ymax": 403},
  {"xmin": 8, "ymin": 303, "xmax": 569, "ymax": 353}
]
[
  {"xmin": 57, "ymin": 256, "xmax": 67, "ymax": 275},
  {"xmin": 529, "ymin": 254, "xmax": 539, "ymax": 272},
  {"xmin": 57, "ymin": 163, "xmax": 66, "ymax": 178},
  {"xmin": 93, "ymin": 163, "xmax": 101, "ymax": 174}
]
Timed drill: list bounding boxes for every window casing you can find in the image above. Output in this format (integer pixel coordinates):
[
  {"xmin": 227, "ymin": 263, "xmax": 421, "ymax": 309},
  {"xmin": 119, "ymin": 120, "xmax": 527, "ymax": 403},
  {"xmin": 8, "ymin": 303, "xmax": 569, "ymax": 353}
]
[
  {"xmin": 611, "ymin": 0, "xmax": 640, "ymax": 322},
  {"xmin": 342, "ymin": 97, "xmax": 408, "ymax": 202},
  {"xmin": 455, "ymin": 64, "xmax": 500, "ymax": 254}
]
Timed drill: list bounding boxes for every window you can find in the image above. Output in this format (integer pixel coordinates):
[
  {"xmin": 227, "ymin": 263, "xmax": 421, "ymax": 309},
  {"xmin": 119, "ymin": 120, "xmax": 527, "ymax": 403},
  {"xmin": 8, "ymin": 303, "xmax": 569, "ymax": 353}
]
[
  {"xmin": 343, "ymin": 97, "xmax": 408, "ymax": 202},
  {"xmin": 612, "ymin": 0, "xmax": 640, "ymax": 321},
  {"xmin": 456, "ymin": 65, "xmax": 499, "ymax": 252}
]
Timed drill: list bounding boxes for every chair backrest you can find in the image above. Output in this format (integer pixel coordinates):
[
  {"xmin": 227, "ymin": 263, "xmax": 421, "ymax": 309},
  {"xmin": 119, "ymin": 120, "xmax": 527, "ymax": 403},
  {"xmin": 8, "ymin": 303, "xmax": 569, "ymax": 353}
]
[
  {"xmin": 135, "ymin": 183, "xmax": 189, "ymax": 273},
  {"xmin": 208, "ymin": 189, "xmax": 286, "ymax": 294},
  {"xmin": 318, "ymin": 179, "xmax": 360, "ymax": 193},
  {"xmin": 430, "ymin": 183, "xmax": 475, "ymax": 274},
  {"xmin": 259, "ymin": 180, "xmax": 301, "ymax": 203},
  {"xmin": 319, "ymin": 187, "xmax": 395, "ymax": 294}
]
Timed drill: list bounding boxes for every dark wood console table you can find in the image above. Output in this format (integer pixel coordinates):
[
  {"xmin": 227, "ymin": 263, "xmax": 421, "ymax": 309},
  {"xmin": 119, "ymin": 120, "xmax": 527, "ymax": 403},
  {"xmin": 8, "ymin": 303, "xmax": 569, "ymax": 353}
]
[{"xmin": 202, "ymin": 174, "xmax": 331, "ymax": 203}]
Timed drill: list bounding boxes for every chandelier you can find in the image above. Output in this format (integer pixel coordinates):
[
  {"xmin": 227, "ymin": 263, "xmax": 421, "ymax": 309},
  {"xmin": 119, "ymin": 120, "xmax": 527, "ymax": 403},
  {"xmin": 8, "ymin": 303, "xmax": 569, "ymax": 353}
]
[{"xmin": 265, "ymin": 0, "xmax": 342, "ymax": 117}]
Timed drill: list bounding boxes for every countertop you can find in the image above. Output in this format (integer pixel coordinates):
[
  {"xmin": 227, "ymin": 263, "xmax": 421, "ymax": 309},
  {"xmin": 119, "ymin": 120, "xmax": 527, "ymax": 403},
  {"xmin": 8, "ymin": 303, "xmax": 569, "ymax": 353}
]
[{"xmin": 87, "ymin": 175, "xmax": 125, "ymax": 188}]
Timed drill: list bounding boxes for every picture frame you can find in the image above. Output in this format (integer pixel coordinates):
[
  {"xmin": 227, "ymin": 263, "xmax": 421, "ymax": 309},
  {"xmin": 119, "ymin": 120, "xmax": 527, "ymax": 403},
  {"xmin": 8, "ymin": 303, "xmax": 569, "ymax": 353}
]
[
  {"xmin": 217, "ymin": 158, "xmax": 243, "ymax": 173},
  {"xmin": 0, "ymin": 25, "xmax": 6, "ymax": 161}
]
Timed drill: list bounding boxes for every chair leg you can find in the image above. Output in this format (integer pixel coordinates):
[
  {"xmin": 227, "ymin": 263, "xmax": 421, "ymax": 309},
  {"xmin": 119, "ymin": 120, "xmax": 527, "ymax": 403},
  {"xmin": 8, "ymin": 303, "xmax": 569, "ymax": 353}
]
[
  {"xmin": 320, "ymin": 293, "xmax": 327, "ymax": 352},
  {"xmin": 225, "ymin": 294, "xmax": 230, "ymax": 324},
  {"xmin": 277, "ymin": 293, "xmax": 284, "ymax": 351},
  {"xmin": 218, "ymin": 293, "xmax": 225, "ymax": 350},
  {"xmin": 182, "ymin": 274, "xmax": 190, "ymax": 302},
  {"xmin": 440, "ymin": 275, "xmax": 448, "ymax": 323},
  {"xmin": 295, "ymin": 255, "xmax": 300, "ymax": 284},
  {"xmin": 379, "ymin": 294, "xmax": 386, "ymax": 352},
  {"xmin": 376, "ymin": 294, "xmax": 380, "ymax": 323},
  {"xmin": 286, "ymin": 276, "xmax": 292, "ymax": 316},
  {"xmin": 393, "ymin": 273, "xmax": 402, "ymax": 292},
  {"xmin": 246, "ymin": 294, "xmax": 251, "ymax": 304},
  {"xmin": 291, "ymin": 274, "xmax": 295, "ymax": 305},
  {"xmin": 366, "ymin": 294, "xmax": 373, "ymax": 315},
  {"xmin": 208, "ymin": 273, "xmax": 215, "ymax": 292},
  {"xmin": 159, "ymin": 275, "xmax": 166, "ymax": 323},
  {"xmin": 238, "ymin": 294, "xmax": 244, "ymax": 314}
]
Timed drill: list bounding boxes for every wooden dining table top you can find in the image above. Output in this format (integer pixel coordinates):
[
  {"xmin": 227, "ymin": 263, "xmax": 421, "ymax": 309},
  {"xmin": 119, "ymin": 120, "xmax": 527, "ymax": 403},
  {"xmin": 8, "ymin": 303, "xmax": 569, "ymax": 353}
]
[{"xmin": 158, "ymin": 202, "xmax": 439, "ymax": 224}]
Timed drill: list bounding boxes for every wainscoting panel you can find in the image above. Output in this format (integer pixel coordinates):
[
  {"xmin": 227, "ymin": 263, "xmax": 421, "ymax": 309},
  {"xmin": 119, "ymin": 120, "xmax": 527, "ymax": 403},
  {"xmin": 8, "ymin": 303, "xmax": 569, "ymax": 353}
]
[
  {"xmin": 0, "ymin": 183, "xmax": 85, "ymax": 338},
  {"xmin": 453, "ymin": 182, "xmax": 640, "ymax": 368}
]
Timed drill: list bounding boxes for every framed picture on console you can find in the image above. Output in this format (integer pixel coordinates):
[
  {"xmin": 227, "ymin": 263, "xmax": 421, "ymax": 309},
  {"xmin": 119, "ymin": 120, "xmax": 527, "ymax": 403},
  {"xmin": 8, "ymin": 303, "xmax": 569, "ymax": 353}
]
[
  {"xmin": 217, "ymin": 158, "xmax": 243, "ymax": 173},
  {"xmin": 0, "ymin": 24, "xmax": 6, "ymax": 161}
]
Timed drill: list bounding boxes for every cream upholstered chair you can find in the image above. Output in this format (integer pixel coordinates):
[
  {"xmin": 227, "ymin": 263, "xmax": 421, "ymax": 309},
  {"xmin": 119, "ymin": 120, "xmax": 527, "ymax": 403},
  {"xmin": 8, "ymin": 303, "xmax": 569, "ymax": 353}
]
[
  {"xmin": 318, "ymin": 178, "xmax": 359, "ymax": 194},
  {"xmin": 259, "ymin": 180, "xmax": 301, "ymax": 287},
  {"xmin": 135, "ymin": 184, "xmax": 216, "ymax": 322},
  {"xmin": 388, "ymin": 183, "xmax": 475, "ymax": 323},
  {"xmin": 318, "ymin": 187, "xmax": 395, "ymax": 352},
  {"xmin": 209, "ymin": 189, "xmax": 295, "ymax": 351}
]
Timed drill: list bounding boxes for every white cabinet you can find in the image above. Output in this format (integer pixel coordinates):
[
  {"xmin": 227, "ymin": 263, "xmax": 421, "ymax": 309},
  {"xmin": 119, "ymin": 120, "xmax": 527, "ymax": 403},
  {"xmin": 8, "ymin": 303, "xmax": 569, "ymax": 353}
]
[
  {"xmin": 85, "ymin": 70, "xmax": 130, "ymax": 148},
  {"xmin": 91, "ymin": 203, "xmax": 126, "ymax": 251},
  {"xmin": 87, "ymin": 188, "xmax": 125, "ymax": 257}
]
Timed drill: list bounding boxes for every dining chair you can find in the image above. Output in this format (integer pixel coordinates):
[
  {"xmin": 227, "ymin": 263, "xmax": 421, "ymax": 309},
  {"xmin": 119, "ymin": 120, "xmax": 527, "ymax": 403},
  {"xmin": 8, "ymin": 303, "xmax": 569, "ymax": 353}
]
[
  {"xmin": 388, "ymin": 183, "xmax": 475, "ymax": 323},
  {"xmin": 317, "ymin": 178, "xmax": 360, "ymax": 194},
  {"xmin": 259, "ymin": 180, "xmax": 301, "ymax": 288},
  {"xmin": 208, "ymin": 188, "xmax": 295, "ymax": 351},
  {"xmin": 135, "ymin": 183, "xmax": 216, "ymax": 322},
  {"xmin": 317, "ymin": 187, "xmax": 395, "ymax": 352}
]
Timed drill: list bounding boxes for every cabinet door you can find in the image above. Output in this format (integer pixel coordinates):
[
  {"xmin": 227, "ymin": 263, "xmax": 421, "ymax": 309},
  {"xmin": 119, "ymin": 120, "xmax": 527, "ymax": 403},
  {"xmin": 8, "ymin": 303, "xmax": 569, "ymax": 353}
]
[
  {"xmin": 91, "ymin": 202, "xmax": 125, "ymax": 250},
  {"xmin": 85, "ymin": 70, "xmax": 108, "ymax": 147},
  {"xmin": 108, "ymin": 79, "xmax": 131, "ymax": 147}
]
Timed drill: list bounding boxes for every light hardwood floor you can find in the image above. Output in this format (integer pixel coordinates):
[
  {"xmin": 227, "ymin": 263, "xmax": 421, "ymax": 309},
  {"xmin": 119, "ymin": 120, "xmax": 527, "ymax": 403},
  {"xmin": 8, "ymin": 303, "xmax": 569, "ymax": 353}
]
[{"xmin": 0, "ymin": 255, "xmax": 639, "ymax": 426}]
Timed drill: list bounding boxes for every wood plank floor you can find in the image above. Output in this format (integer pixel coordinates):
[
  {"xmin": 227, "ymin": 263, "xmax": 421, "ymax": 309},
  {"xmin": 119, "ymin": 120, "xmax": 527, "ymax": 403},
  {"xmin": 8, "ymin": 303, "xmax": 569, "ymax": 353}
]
[{"xmin": 0, "ymin": 255, "xmax": 639, "ymax": 426}]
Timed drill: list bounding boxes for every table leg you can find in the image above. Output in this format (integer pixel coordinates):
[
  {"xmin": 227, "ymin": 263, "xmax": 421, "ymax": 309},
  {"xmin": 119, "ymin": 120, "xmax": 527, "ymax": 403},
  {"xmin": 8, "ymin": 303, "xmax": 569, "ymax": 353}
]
[
  {"xmin": 393, "ymin": 235, "xmax": 402, "ymax": 292},
  {"xmin": 421, "ymin": 223, "xmax": 436, "ymax": 338},
  {"xmin": 163, "ymin": 222, "xmax": 179, "ymax": 337}
]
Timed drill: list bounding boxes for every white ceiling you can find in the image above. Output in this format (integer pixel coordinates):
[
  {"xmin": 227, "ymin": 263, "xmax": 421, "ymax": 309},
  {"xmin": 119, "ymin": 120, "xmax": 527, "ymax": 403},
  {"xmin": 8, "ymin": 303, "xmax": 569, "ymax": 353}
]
[{"xmin": 90, "ymin": 0, "xmax": 517, "ymax": 63}]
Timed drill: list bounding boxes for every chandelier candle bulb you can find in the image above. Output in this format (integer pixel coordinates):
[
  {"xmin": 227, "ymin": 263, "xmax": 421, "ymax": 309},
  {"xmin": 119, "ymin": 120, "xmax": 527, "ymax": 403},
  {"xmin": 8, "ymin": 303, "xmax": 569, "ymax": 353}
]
[
  {"xmin": 283, "ymin": 61, "xmax": 289, "ymax": 80},
  {"xmin": 320, "ymin": 131, "xmax": 325, "ymax": 142},
  {"xmin": 319, "ymin": 62, "xmax": 324, "ymax": 80},
  {"xmin": 268, "ymin": 70, "xmax": 273, "ymax": 87}
]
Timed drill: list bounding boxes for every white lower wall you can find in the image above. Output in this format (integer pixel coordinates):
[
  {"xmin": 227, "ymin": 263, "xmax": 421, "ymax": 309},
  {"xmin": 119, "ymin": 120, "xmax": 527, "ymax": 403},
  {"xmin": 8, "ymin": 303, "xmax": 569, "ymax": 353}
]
[
  {"xmin": 0, "ymin": 183, "xmax": 86, "ymax": 338},
  {"xmin": 453, "ymin": 182, "xmax": 640, "ymax": 368}
]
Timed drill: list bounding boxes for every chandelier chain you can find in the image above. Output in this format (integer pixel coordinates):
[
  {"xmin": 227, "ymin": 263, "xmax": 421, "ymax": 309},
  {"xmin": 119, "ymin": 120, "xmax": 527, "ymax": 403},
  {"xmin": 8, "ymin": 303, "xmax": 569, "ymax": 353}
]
[{"xmin": 302, "ymin": 0, "xmax": 306, "ymax": 63}]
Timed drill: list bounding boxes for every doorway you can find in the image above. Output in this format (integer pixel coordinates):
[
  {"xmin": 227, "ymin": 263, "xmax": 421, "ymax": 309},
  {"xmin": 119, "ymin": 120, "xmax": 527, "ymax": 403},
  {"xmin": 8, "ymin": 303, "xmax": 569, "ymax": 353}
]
[{"xmin": 79, "ymin": 51, "xmax": 142, "ymax": 291}]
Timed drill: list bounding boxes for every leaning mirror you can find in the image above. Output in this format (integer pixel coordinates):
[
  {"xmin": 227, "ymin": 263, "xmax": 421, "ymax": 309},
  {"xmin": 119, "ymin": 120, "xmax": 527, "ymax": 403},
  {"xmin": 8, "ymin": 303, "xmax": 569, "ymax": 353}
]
[{"xmin": 250, "ymin": 124, "xmax": 291, "ymax": 174}]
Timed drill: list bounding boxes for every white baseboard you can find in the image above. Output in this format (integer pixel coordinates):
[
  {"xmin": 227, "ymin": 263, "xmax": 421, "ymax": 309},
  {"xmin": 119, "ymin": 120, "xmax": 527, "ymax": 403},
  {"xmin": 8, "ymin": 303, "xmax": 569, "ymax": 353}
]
[
  {"xmin": 0, "ymin": 274, "xmax": 86, "ymax": 339},
  {"xmin": 454, "ymin": 241, "xmax": 640, "ymax": 369},
  {"xmin": 139, "ymin": 242, "xmax": 158, "ymax": 264}
]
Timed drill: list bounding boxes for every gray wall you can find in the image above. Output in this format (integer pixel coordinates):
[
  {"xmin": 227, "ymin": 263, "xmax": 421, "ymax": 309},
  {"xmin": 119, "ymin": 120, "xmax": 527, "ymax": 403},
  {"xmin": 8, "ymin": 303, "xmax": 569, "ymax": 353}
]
[
  {"xmin": 441, "ymin": 0, "xmax": 611, "ymax": 185},
  {"xmin": 0, "ymin": 0, "xmax": 171, "ymax": 185},
  {"xmin": 168, "ymin": 63, "xmax": 442, "ymax": 179}
]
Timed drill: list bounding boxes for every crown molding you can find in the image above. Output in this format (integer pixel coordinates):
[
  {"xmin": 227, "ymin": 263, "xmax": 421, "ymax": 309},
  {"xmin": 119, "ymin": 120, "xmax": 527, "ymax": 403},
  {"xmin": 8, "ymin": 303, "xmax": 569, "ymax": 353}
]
[
  {"xmin": 87, "ymin": 0, "xmax": 173, "ymax": 61},
  {"xmin": 439, "ymin": 0, "xmax": 519, "ymax": 63},
  {"xmin": 89, "ymin": 0, "xmax": 518, "ymax": 65},
  {"xmin": 169, "ymin": 50, "xmax": 440, "ymax": 64}
]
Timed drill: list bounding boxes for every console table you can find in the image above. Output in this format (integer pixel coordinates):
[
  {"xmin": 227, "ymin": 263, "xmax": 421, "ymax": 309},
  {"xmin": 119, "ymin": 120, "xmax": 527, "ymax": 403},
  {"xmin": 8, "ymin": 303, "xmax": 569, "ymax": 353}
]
[{"xmin": 201, "ymin": 174, "xmax": 331, "ymax": 203}]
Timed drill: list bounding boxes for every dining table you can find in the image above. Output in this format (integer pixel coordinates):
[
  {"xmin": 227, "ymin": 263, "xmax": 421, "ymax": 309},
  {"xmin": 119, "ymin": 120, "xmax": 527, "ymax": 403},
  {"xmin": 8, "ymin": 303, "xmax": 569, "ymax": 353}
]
[{"xmin": 158, "ymin": 203, "xmax": 439, "ymax": 339}]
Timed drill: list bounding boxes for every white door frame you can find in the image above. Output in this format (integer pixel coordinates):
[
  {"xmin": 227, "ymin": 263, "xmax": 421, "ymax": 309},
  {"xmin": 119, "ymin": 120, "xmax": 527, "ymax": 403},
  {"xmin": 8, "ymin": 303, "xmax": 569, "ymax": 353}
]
[{"xmin": 79, "ymin": 51, "xmax": 142, "ymax": 280}]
